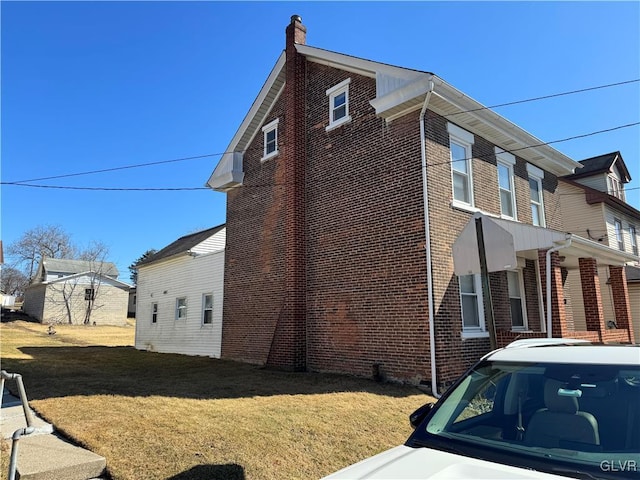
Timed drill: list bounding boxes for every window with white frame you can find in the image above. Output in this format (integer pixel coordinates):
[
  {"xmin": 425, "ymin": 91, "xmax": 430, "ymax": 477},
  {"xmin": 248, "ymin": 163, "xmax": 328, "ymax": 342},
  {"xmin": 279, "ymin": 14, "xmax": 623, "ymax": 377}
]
[
  {"xmin": 459, "ymin": 274, "xmax": 485, "ymax": 332},
  {"xmin": 496, "ymin": 148, "xmax": 516, "ymax": 219},
  {"xmin": 448, "ymin": 123, "xmax": 475, "ymax": 208},
  {"xmin": 261, "ymin": 118, "xmax": 279, "ymax": 161},
  {"xmin": 614, "ymin": 219, "xmax": 624, "ymax": 251},
  {"xmin": 507, "ymin": 271, "xmax": 527, "ymax": 330},
  {"xmin": 151, "ymin": 302, "xmax": 158, "ymax": 324},
  {"xmin": 326, "ymin": 78, "xmax": 351, "ymax": 131},
  {"xmin": 202, "ymin": 293, "xmax": 213, "ymax": 325},
  {"xmin": 527, "ymin": 164, "xmax": 545, "ymax": 227},
  {"xmin": 176, "ymin": 297, "xmax": 187, "ymax": 320},
  {"xmin": 630, "ymin": 224, "xmax": 638, "ymax": 256},
  {"xmin": 607, "ymin": 175, "xmax": 625, "ymax": 201}
]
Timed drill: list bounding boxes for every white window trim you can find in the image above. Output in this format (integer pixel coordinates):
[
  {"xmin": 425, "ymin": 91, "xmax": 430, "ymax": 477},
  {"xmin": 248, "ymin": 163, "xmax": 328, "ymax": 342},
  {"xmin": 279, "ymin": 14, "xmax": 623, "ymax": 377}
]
[
  {"xmin": 496, "ymin": 148, "xmax": 517, "ymax": 220},
  {"xmin": 459, "ymin": 274, "xmax": 487, "ymax": 338},
  {"xmin": 527, "ymin": 163, "xmax": 546, "ymax": 228},
  {"xmin": 508, "ymin": 269, "xmax": 528, "ymax": 331},
  {"xmin": 175, "ymin": 297, "xmax": 187, "ymax": 321},
  {"xmin": 614, "ymin": 218, "xmax": 625, "ymax": 251},
  {"xmin": 202, "ymin": 293, "xmax": 213, "ymax": 326},
  {"xmin": 261, "ymin": 118, "xmax": 279, "ymax": 162},
  {"xmin": 629, "ymin": 224, "xmax": 638, "ymax": 255},
  {"xmin": 448, "ymin": 123, "xmax": 475, "ymax": 210},
  {"xmin": 326, "ymin": 78, "xmax": 352, "ymax": 131}
]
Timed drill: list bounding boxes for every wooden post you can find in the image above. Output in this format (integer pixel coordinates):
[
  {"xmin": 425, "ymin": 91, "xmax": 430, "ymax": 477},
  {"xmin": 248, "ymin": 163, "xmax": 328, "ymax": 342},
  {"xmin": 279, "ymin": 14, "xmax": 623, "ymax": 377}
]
[{"xmin": 476, "ymin": 217, "xmax": 497, "ymax": 350}]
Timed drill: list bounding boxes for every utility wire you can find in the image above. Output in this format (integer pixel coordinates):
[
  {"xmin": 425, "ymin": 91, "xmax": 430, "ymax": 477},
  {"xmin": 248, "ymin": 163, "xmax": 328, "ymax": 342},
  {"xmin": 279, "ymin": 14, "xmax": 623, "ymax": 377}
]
[{"xmin": 3, "ymin": 78, "xmax": 638, "ymax": 185}]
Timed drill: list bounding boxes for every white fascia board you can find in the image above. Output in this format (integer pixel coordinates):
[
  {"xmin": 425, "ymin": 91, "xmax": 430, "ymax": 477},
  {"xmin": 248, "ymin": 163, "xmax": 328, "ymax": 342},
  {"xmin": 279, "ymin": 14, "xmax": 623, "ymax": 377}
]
[
  {"xmin": 46, "ymin": 271, "xmax": 133, "ymax": 289},
  {"xmin": 567, "ymin": 234, "xmax": 640, "ymax": 265},
  {"xmin": 206, "ymin": 52, "xmax": 286, "ymax": 191},
  {"xmin": 369, "ymin": 74, "xmax": 434, "ymax": 118},
  {"xmin": 431, "ymin": 77, "xmax": 581, "ymax": 177}
]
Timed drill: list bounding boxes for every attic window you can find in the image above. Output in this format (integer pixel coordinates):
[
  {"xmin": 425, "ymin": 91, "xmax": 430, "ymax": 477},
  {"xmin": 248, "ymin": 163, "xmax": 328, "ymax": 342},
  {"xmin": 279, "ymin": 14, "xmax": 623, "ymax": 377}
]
[
  {"xmin": 326, "ymin": 78, "xmax": 352, "ymax": 131},
  {"xmin": 261, "ymin": 118, "xmax": 279, "ymax": 161}
]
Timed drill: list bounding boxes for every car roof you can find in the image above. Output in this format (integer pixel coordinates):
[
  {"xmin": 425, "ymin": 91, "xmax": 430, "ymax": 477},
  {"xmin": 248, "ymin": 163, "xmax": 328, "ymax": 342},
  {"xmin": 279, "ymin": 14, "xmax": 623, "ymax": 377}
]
[{"xmin": 487, "ymin": 343, "xmax": 640, "ymax": 365}]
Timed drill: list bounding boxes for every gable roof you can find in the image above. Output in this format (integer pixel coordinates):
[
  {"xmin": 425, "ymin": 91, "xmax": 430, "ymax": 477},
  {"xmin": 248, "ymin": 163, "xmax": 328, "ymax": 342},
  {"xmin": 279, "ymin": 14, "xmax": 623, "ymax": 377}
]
[
  {"xmin": 565, "ymin": 151, "xmax": 631, "ymax": 183},
  {"xmin": 559, "ymin": 177, "xmax": 640, "ymax": 219},
  {"xmin": 207, "ymin": 41, "xmax": 581, "ymax": 192},
  {"xmin": 42, "ymin": 271, "xmax": 132, "ymax": 289},
  {"xmin": 42, "ymin": 258, "xmax": 119, "ymax": 278},
  {"xmin": 138, "ymin": 224, "xmax": 226, "ymax": 266}
]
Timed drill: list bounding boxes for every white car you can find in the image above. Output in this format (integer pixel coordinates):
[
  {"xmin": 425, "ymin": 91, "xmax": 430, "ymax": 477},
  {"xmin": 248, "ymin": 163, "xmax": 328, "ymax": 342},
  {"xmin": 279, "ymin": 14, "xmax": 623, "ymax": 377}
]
[{"xmin": 324, "ymin": 339, "xmax": 640, "ymax": 479}]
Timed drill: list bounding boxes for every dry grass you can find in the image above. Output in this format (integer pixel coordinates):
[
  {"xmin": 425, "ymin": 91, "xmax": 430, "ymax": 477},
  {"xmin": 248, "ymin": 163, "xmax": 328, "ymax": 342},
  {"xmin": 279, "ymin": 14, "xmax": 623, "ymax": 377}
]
[{"xmin": 0, "ymin": 320, "xmax": 433, "ymax": 479}]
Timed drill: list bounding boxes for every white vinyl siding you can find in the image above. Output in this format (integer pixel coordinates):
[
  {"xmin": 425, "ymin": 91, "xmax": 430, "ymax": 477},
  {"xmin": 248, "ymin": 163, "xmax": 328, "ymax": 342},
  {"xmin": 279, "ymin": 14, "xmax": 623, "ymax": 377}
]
[{"xmin": 134, "ymin": 249, "xmax": 225, "ymax": 358}]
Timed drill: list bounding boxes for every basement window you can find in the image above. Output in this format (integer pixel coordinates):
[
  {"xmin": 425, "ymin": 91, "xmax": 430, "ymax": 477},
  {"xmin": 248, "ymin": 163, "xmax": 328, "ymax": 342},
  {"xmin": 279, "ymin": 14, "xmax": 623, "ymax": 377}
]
[
  {"xmin": 261, "ymin": 118, "xmax": 279, "ymax": 161},
  {"xmin": 326, "ymin": 78, "xmax": 352, "ymax": 131}
]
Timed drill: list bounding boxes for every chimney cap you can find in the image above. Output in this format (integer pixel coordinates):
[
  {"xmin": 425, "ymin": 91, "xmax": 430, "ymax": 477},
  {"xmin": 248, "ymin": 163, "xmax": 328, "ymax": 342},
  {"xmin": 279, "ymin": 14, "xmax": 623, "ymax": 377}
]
[{"xmin": 291, "ymin": 14, "xmax": 302, "ymax": 24}]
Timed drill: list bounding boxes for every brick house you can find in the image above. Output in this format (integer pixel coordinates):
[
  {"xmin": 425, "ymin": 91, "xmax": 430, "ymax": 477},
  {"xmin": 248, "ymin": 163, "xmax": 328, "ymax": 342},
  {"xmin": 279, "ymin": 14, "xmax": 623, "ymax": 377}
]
[
  {"xmin": 206, "ymin": 16, "xmax": 636, "ymax": 391},
  {"xmin": 558, "ymin": 152, "xmax": 640, "ymax": 342}
]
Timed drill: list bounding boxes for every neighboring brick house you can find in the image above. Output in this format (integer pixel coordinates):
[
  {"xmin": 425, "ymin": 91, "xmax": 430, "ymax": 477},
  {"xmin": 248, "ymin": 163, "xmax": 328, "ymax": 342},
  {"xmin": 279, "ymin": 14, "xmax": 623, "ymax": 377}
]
[
  {"xmin": 134, "ymin": 225, "xmax": 225, "ymax": 357},
  {"xmin": 558, "ymin": 152, "xmax": 640, "ymax": 342},
  {"xmin": 206, "ymin": 16, "xmax": 636, "ymax": 390},
  {"xmin": 23, "ymin": 258, "xmax": 131, "ymax": 325}
]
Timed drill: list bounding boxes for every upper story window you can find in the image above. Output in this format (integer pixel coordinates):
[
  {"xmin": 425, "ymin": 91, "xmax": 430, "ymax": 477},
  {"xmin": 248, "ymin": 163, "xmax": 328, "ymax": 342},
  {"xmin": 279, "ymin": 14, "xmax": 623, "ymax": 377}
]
[
  {"xmin": 326, "ymin": 78, "xmax": 352, "ymax": 131},
  {"xmin": 202, "ymin": 293, "xmax": 213, "ymax": 325},
  {"xmin": 614, "ymin": 219, "xmax": 625, "ymax": 251},
  {"xmin": 527, "ymin": 164, "xmax": 545, "ymax": 227},
  {"xmin": 261, "ymin": 118, "xmax": 279, "ymax": 161},
  {"xmin": 630, "ymin": 225, "xmax": 638, "ymax": 256},
  {"xmin": 496, "ymin": 148, "xmax": 517, "ymax": 220},
  {"xmin": 176, "ymin": 297, "xmax": 187, "ymax": 320},
  {"xmin": 607, "ymin": 175, "xmax": 625, "ymax": 201},
  {"xmin": 448, "ymin": 123, "xmax": 475, "ymax": 209}
]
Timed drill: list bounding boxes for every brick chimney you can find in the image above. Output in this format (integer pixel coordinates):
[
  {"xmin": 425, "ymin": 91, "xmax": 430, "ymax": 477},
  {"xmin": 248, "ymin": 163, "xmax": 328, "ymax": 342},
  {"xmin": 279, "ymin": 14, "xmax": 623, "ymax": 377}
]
[{"xmin": 266, "ymin": 15, "xmax": 307, "ymax": 371}]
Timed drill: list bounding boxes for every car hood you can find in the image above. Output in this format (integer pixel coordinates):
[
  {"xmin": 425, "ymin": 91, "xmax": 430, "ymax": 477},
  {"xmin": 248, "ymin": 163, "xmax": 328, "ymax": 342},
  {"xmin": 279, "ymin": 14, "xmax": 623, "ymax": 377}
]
[{"xmin": 322, "ymin": 445, "xmax": 565, "ymax": 479}]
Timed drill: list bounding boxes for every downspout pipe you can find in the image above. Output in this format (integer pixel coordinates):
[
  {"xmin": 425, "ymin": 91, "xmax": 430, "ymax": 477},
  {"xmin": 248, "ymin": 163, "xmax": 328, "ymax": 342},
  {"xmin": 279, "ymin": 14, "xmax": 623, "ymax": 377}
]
[
  {"xmin": 545, "ymin": 237, "xmax": 572, "ymax": 338},
  {"xmin": 419, "ymin": 78, "xmax": 439, "ymax": 397}
]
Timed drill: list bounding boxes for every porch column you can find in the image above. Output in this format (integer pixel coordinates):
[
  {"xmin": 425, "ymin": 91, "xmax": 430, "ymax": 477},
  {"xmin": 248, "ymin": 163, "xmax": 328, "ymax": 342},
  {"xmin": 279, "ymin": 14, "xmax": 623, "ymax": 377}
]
[
  {"xmin": 578, "ymin": 257, "xmax": 605, "ymax": 341},
  {"xmin": 538, "ymin": 249, "xmax": 568, "ymax": 337},
  {"xmin": 609, "ymin": 266, "xmax": 635, "ymax": 343}
]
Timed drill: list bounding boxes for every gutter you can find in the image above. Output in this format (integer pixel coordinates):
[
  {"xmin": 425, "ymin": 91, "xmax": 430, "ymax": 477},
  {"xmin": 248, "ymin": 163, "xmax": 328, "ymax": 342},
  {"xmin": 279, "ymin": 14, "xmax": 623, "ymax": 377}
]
[
  {"xmin": 545, "ymin": 236, "xmax": 572, "ymax": 337},
  {"xmin": 419, "ymin": 77, "xmax": 439, "ymax": 397}
]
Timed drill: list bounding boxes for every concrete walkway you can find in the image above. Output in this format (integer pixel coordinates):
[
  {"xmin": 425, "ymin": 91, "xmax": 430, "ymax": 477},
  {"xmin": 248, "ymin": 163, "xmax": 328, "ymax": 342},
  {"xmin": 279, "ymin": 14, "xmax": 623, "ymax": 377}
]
[{"xmin": 1, "ymin": 387, "xmax": 106, "ymax": 480}]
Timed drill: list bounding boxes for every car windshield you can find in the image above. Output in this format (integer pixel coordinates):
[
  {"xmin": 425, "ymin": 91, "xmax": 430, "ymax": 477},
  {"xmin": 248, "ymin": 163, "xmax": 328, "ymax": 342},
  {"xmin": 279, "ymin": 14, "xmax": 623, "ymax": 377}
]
[{"xmin": 410, "ymin": 359, "xmax": 640, "ymax": 479}]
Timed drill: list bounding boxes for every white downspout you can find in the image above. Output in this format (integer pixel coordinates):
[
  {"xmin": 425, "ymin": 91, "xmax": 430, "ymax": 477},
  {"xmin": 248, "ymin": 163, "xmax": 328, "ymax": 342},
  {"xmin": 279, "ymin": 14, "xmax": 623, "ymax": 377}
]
[
  {"xmin": 419, "ymin": 78, "xmax": 439, "ymax": 397},
  {"xmin": 545, "ymin": 236, "xmax": 572, "ymax": 338}
]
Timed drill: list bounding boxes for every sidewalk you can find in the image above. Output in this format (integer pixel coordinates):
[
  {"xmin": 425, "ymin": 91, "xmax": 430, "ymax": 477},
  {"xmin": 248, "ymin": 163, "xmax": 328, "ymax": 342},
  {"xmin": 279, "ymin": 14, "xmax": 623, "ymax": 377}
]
[{"xmin": 1, "ymin": 387, "xmax": 107, "ymax": 480}]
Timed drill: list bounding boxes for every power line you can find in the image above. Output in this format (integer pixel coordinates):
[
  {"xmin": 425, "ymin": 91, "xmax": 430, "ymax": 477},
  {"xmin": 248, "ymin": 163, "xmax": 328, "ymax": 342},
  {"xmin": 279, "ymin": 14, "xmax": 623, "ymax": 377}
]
[{"xmin": 3, "ymin": 78, "xmax": 637, "ymax": 185}]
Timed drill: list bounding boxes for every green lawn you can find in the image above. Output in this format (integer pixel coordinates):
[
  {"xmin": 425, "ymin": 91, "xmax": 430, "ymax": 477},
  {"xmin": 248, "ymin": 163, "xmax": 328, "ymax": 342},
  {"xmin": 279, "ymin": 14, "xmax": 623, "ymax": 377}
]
[{"xmin": 0, "ymin": 320, "xmax": 433, "ymax": 479}]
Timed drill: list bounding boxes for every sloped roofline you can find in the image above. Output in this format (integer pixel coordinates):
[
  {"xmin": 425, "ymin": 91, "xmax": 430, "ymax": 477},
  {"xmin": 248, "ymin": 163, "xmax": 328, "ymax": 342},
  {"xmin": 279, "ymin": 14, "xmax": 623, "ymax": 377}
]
[
  {"xmin": 138, "ymin": 224, "xmax": 226, "ymax": 267},
  {"xmin": 207, "ymin": 43, "xmax": 580, "ymax": 191},
  {"xmin": 39, "ymin": 271, "xmax": 132, "ymax": 289},
  {"xmin": 566, "ymin": 151, "xmax": 631, "ymax": 183}
]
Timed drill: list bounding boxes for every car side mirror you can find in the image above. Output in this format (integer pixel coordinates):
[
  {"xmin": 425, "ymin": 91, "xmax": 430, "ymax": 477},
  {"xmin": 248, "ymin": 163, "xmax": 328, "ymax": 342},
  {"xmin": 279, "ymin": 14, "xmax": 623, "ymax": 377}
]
[{"xmin": 409, "ymin": 402, "xmax": 434, "ymax": 429}]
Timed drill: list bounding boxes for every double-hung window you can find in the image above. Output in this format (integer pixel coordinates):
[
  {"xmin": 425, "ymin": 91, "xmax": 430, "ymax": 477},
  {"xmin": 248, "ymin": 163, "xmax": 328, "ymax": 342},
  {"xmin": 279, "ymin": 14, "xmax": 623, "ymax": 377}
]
[
  {"xmin": 261, "ymin": 118, "xmax": 279, "ymax": 161},
  {"xmin": 496, "ymin": 148, "xmax": 517, "ymax": 219},
  {"xmin": 448, "ymin": 123, "xmax": 475, "ymax": 208},
  {"xmin": 151, "ymin": 302, "xmax": 158, "ymax": 324},
  {"xmin": 176, "ymin": 297, "xmax": 187, "ymax": 320},
  {"xmin": 507, "ymin": 270, "xmax": 527, "ymax": 330},
  {"xmin": 326, "ymin": 78, "xmax": 351, "ymax": 131},
  {"xmin": 630, "ymin": 225, "xmax": 638, "ymax": 256},
  {"xmin": 614, "ymin": 219, "xmax": 624, "ymax": 251},
  {"xmin": 202, "ymin": 293, "xmax": 213, "ymax": 325},
  {"xmin": 459, "ymin": 274, "xmax": 485, "ymax": 334},
  {"xmin": 527, "ymin": 164, "xmax": 545, "ymax": 227}
]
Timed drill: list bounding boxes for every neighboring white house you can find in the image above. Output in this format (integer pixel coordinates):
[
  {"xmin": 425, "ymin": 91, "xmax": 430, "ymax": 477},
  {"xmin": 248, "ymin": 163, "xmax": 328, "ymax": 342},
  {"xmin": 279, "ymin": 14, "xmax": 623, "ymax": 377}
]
[
  {"xmin": 134, "ymin": 225, "xmax": 225, "ymax": 358},
  {"xmin": 23, "ymin": 258, "xmax": 131, "ymax": 325}
]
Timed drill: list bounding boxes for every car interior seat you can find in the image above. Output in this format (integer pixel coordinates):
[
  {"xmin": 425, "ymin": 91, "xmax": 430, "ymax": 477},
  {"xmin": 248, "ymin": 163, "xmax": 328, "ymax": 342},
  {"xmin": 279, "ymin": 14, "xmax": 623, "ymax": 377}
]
[{"xmin": 524, "ymin": 378, "xmax": 600, "ymax": 450}]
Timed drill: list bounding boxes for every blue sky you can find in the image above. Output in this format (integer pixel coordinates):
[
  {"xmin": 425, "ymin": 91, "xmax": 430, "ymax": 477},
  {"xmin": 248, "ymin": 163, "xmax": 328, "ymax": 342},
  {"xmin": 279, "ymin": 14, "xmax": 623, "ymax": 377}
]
[{"xmin": 2, "ymin": 1, "xmax": 639, "ymax": 280}]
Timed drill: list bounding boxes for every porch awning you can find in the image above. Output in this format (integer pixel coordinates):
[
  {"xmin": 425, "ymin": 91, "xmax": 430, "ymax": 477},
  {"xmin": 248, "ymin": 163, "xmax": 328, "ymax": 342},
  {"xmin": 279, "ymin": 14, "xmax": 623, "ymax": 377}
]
[{"xmin": 453, "ymin": 213, "xmax": 638, "ymax": 274}]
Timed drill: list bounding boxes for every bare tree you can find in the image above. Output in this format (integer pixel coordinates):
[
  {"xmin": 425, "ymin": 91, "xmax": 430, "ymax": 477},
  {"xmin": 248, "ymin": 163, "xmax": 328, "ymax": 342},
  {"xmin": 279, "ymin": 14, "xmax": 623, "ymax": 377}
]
[
  {"xmin": 0, "ymin": 266, "xmax": 28, "ymax": 296},
  {"xmin": 6, "ymin": 225, "xmax": 76, "ymax": 282},
  {"xmin": 128, "ymin": 249, "xmax": 157, "ymax": 285},
  {"xmin": 79, "ymin": 241, "xmax": 110, "ymax": 325}
]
